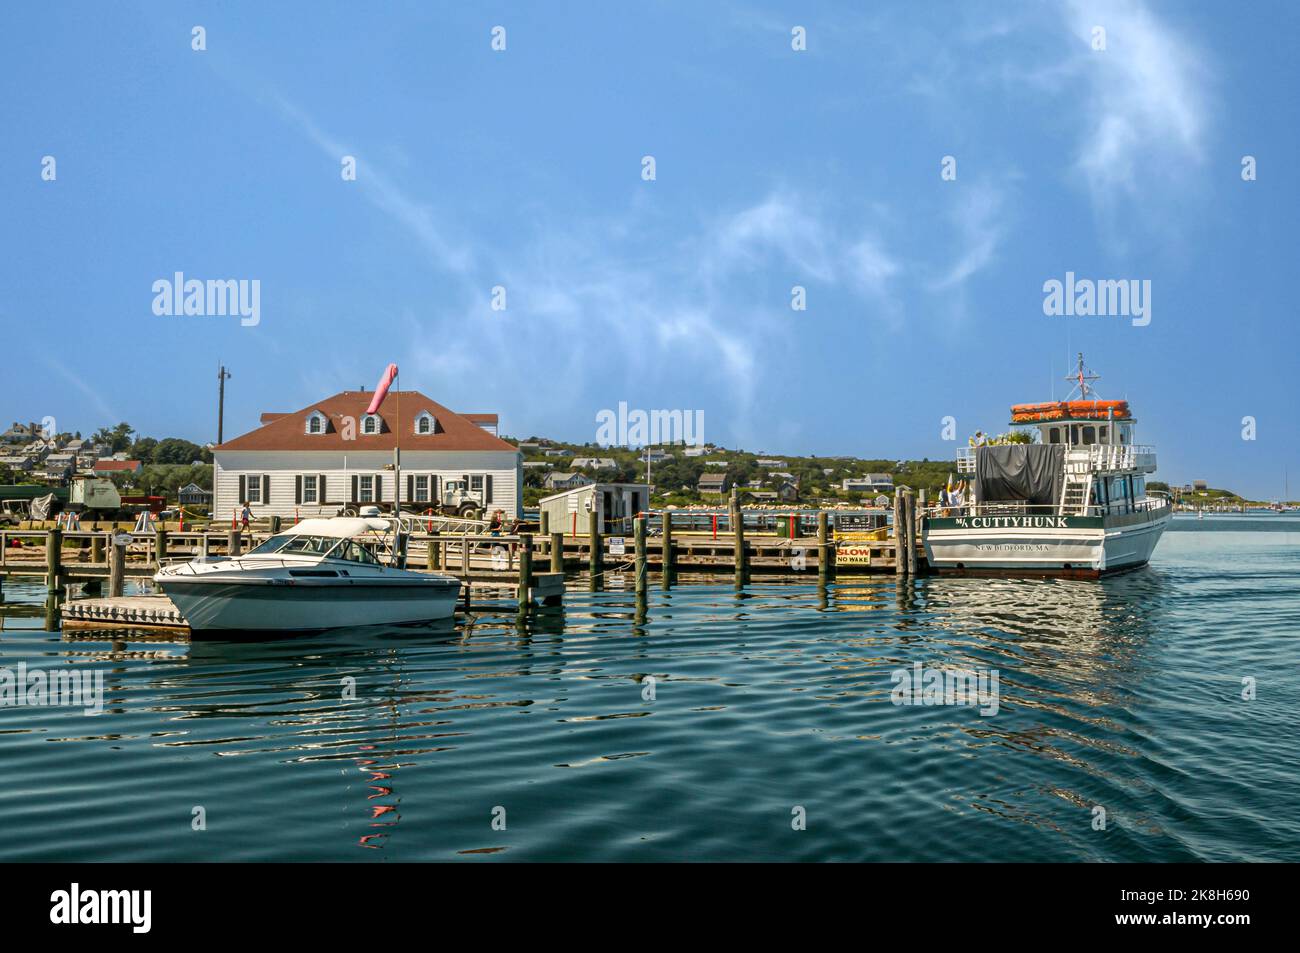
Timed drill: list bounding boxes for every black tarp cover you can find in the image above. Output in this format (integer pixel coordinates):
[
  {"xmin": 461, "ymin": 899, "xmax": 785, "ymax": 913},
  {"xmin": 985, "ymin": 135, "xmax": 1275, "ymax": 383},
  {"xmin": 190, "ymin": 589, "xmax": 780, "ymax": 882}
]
[{"xmin": 974, "ymin": 444, "xmax": 1064, "ymax": 506}]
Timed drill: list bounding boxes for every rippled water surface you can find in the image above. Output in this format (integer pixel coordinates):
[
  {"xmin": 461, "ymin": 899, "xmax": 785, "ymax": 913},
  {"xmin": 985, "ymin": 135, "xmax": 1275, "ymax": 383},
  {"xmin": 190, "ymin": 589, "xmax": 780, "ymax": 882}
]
[{"xmin": 2, "ymin": 514, "xmax": 1297, "ymax": 861}]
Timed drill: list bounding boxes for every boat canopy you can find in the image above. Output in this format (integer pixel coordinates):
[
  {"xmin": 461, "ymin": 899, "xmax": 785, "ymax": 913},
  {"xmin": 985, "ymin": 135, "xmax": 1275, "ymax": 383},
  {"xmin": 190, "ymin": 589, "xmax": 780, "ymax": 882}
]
[{"xmin": 282, "ymin": 517, "xmax": 391, "ymax": 538}]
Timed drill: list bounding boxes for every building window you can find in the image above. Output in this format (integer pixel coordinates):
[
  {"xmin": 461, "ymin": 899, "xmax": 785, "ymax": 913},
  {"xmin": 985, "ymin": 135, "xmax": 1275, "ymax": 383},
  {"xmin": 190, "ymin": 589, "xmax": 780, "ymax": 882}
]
[
  {"xmin": 246, "ymin": 477, "xmax": 262, "ymax": 504},
  {"xmin": 359, "ymin": 475, "xmax": 374, "ymax": 502},
  {"xmin": 362, "ymin": 415, "xmax": 381, "ymax": 435},
  {"xmin": 415, "ymin": 413, "xmax": 435, "ymax": 435},
  {"xmin": 414, "ymin": 475, "xmax": 429, "ymax": 503},
  {"xmin": 306, "ymin": 414, "xmax": 324, "ymax": 434},
  {"xmin": 303, "ymin": 475, "xmax": 318, "ymax": 504},
  {"xmin": 471, "ymin": 475, "xmax": 484, "ymax": 493}
]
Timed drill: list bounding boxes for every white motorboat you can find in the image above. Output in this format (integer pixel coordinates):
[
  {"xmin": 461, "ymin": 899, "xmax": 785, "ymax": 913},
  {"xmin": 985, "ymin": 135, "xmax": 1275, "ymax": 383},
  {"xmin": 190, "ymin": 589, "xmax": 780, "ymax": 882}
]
[
  {"xmin": 154, "ymin": 514, "xmax": 460, "ymax": 633},
  {"xmin": 922, "ymin": 355, "xmax": 1172, "ymax": 577}
]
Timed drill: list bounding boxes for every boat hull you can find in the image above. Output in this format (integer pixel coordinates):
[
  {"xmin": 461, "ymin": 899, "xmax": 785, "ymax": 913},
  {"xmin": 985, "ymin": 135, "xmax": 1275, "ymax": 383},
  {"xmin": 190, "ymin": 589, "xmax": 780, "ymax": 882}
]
[
  {"xmin": 158, "ymin": 577, "xmax": 460, "ymax": 633},
  {"xmin": 922, "ymin": 509, "xmax": 1170, "ymax": 576}
]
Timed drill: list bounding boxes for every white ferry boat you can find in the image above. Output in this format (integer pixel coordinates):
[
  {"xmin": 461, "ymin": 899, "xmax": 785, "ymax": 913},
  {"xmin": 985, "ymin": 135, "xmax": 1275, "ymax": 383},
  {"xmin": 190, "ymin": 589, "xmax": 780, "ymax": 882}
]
[{"xmin": 922, "ymin": 356, "xmax": 1172, "ymax": 577}]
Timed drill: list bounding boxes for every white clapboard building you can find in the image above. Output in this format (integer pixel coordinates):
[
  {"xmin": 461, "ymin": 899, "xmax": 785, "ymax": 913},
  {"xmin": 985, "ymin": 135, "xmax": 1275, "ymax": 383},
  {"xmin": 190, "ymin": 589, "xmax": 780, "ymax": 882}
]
[{"xmin": 213, "ymin": 390, "xmax": 520, "ymax": 520}]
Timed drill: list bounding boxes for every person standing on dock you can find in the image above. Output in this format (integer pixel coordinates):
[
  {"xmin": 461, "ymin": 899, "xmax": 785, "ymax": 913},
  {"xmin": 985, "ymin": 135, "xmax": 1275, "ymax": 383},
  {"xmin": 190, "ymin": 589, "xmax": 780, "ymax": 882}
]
[{"xmin": 240, "ymin": 501, "xmax": 253, "ymax": 530}]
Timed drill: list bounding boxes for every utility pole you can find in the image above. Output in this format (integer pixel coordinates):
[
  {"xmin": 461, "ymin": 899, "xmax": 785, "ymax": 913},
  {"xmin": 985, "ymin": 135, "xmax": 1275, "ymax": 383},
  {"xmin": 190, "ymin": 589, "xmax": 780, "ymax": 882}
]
[{"xmin": 217, "ymin": 364, "xmax": 231, "ymax": 444}]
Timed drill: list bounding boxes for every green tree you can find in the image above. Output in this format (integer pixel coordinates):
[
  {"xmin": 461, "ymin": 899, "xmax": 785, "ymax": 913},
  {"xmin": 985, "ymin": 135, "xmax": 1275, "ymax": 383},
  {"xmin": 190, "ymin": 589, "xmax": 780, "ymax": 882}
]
[
  {"xmin": 93, "ymin": 423, "xmax": 135, "ymax": 453},
  {"xmin": 153, "ymin": 438, "xmax": 204, "ymax": 465}
]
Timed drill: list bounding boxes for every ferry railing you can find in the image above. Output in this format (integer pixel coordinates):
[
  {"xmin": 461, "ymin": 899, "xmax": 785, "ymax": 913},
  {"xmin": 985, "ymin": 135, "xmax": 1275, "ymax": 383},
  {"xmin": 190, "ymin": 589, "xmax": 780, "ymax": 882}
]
[{"xmin": 1065, "ymin": 444, "xmax": 1157, "ymax": 473}]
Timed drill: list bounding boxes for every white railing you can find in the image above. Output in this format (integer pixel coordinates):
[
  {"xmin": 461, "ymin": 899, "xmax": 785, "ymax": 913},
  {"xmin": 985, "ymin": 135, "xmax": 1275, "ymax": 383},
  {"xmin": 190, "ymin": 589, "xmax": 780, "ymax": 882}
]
[
  {"xmin": 1066, "ymin": 444, "xmax": 1157, "ymax": 474},
  {"xmin": 956, "ymin": 448, "xmax": 976, "ymax": 473}
]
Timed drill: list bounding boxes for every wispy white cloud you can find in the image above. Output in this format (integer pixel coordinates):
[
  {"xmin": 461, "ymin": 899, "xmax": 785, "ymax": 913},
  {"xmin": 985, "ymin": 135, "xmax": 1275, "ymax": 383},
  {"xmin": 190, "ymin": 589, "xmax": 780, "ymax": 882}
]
[
  {"xmin": 934, "ymin": 181, "xmax": 1006, "ymax": 290},
  {"xmin": 269, "ymin": 93, "xmax": 474, "ymax": 276},
  {"xmin": 1063, "ymin": 0, "xmax": 1211, "ymax": 205}
]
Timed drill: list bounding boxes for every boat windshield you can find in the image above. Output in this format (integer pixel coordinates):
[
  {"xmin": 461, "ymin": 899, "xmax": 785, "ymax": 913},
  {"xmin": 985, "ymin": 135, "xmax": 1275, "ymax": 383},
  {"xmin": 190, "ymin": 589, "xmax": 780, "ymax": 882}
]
[
  {"xmin": 247, "ymin": 534, "xmax": 342, "ymax": 557},
  {"xmin": 333, "ymin": 539, "xmax": 381, "ymax": 564}
]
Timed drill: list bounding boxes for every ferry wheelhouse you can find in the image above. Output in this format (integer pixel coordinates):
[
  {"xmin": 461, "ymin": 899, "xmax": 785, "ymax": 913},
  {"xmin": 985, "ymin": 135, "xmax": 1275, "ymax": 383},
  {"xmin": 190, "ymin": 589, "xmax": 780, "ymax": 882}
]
[{"xmin": 923, "ymin": 356, "xmax": 1172, "ymax": 577}]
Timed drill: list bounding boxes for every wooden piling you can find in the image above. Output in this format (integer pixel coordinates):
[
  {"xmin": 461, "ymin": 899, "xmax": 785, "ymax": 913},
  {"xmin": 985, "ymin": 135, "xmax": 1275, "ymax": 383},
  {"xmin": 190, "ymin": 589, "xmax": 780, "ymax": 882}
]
[
  {"xmin": 589, "ymin": 518, "xmax": 603, "ymax": 592},
  {"xmin": 550, "ymin": 532, "xmax": 564, "ymax": 574},
  {"xmin": 46, "ymin": 528, "xmax": 62, "ymax": 593},
  {"xmin": 905, "ymin": 491, "xmax": 918, "ymax": 576},
  {"xmin": 893, "ymin": 493, "xmax": 906, "ymax": 575},
  {"xmin": 634, "ymin": 515, "xmax": 647, "ymax": 595},
  {"xmin": 155, "ymin": 528, "xmax": 168, "ymax": 568},
  {"xmin": 228, "ymin": 529, "xmax": 242, "ymax": 557},
  {"xmin": 426, "ymin": 531, "xmax": 439, "ymax": 570},
  {"xmin": 517, "ymin": 533, "xmax": 533, "ymax": 606},
  {"xmin": 539, "ymin": 510, "xmax": 550, "ymax": 535},
  {"xmin": 817, "ymin": 510, "xmax": 832, "ymax": 581},
  {"xmin": 109, "ymin": 538, "xmax": 125, "ymax": 598},
  {"xmin": 660, "ymin": 511, "xmax": 673, "ymax": 589},
  {"xmin": 730, "ymin": 488, "xmax": 747, "ymax": 587},
  {"xmin": 90, "ymin": 532, "xmax": 104, "ymax": 567}
]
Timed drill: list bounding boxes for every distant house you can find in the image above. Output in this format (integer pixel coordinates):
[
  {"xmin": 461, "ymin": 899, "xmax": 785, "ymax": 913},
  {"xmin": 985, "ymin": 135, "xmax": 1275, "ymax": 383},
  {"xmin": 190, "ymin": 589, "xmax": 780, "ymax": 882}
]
[
  {"xmin": 543, "ymin": 471, "xmax": 595, "ymax": 491},
  {"xmin": 683, "ymin": 447, "xmax": 710, "ymax": 457},
  {"xmin": 768, "ymin": 471, "xmax": 796, "ymax": 482},
  {"xmin": 698, "ymin": 472, "xmax": 730, "ymax": 494},
  {"xmin": 94, "ymin": 459, "xmax": 144, "ymax": 475},
  {"xmin": 44, "ymin": 453, "xmax": 76, "ymax": 478},
  {"xmin": 842, "ymin": 473, "xmax": 894, "ymax": 493},
  {"xmin": 1, "ymin": 422, "xmax": 41, "ymax": 445},
  {"xmin": 178, "ymin": 483, "xmax": 213, "ymax": 507},
  {"xmin": 0, "ymin": 454, "xmax": 32, "ymax": 473},
  {"xmin": 544, "ymin": 448, "xmax": 574, "ymax": 457},
  {"xmin": 640, "ymin": 449, "xmax": 670, "ymax": 463},
  {"xmin": 777, "ymin": 481, "xmax": 799, "ymax": 502},
  {"xmin": 745, "ymin": 490, "xmax": 778, "ymax": 502},
  {"xmin": 704, "ymin": 460, "xmax": 729, "ymax": 467},
  {"xmin": 1193, "ymin": 480, "xmax": 1209, "ymax": 491},
  {"xmin": 756, "ymin": 458, "xmax": 787, "ymax": 467},
  {"xmin": 517, "ymin": 442, "xmax": 541, "ymax": 451},
  {"xmin": 572, "ymin": 457, "xmax": 618, "ymax": 470},
  {"xmin": 522, "ymin": 461, "xmax": 551, "ymax": 470}
]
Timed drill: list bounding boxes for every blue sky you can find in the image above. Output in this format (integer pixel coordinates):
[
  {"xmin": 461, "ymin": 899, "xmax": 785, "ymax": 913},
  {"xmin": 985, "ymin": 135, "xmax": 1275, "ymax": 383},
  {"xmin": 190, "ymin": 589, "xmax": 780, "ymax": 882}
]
[{"xmin": 2, "ymin": 1, "xmax": 1297, "ymax": 498}]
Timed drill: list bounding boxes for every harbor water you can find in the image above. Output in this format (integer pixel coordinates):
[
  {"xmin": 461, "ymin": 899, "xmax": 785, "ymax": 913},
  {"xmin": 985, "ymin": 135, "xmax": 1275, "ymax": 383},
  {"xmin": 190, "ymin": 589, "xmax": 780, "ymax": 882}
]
[{"xmin": 1, "ymin": 513, "xmax": 1296, "ymax": 861}]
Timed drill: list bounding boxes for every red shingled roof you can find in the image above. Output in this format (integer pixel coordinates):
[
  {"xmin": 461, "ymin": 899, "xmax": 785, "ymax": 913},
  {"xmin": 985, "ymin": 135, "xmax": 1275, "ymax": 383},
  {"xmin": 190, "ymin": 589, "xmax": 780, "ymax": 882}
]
[
  {"xmin": 93, "ymin": 459, "xmax": 142, "ymax": 472},
  {"xmin": 215, "ymin": 391, "xmax": 516, "ymax": 453}
]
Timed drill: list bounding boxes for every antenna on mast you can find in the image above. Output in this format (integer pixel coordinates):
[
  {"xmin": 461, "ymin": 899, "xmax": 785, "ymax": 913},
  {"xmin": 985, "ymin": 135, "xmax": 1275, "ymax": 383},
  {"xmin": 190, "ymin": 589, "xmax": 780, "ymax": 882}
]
[{"xmin": 1065, "ymin": 352, "xmax": 1101, "ymax": 400}]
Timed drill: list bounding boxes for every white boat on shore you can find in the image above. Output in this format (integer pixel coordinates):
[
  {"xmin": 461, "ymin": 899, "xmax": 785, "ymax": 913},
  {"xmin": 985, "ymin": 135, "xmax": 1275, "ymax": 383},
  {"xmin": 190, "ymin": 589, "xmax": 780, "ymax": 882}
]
[
  {"xmin": 154, "ymin": 513, "xmax": 460, "ymax": 633},
  {"xmin": 922, "ymin": 356, "xmax": 1172, "ymax": 577}
]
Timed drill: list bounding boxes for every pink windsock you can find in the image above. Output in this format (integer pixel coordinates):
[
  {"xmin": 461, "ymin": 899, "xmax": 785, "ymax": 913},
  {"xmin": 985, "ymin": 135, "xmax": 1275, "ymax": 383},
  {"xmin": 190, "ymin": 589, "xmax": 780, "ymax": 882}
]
[{"xmin": 366, "ymin": 363, "xmax": 399, "ymax": 414}]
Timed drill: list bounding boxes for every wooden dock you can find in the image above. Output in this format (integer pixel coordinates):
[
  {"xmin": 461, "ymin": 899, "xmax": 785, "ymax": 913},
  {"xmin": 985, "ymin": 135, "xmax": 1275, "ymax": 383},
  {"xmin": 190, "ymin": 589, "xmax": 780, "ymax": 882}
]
[
  {"xmin": 60, "ymin": 573, "xmax": 566, "ymax": 634},
  {"xmin": 8, "ymin": 487, "xmax": 932, "ymax": 615}
]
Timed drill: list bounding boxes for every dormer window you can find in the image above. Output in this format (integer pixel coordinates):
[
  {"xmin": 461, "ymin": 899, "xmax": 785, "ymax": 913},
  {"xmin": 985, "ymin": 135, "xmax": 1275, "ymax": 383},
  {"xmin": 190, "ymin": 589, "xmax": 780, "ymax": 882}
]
[
  {"xmin": 414, "ymin": 411, "xmax": 436, "ymax": 435},
  {"xmin": 305, "ymin": 411, "xmax": 328, "ymax": 435},
  {"xmin": 361, "ymin": 414, "xmax": 382, "ymax": 435}
]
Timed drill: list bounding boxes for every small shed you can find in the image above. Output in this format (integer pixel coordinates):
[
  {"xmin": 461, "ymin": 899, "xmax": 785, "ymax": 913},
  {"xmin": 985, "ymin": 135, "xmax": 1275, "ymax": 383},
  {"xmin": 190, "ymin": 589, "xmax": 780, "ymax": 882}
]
[{"xmin": 539, "ymin": 482, "xmax": 651, "ymax": 537}]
